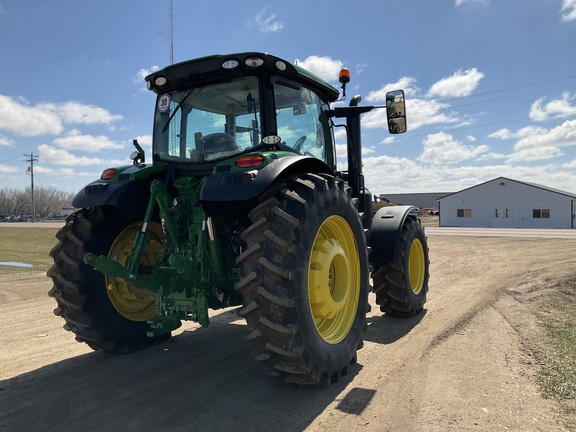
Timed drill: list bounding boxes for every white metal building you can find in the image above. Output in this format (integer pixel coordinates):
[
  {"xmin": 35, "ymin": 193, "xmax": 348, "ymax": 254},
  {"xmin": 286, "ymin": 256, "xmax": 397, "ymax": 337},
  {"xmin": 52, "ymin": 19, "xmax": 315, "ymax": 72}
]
[
  {"xmin": 377, "ymin": 192, "xmax": 451, "ymax": 210},
  {"xmin": 437, "ymin": 177, "xmax": 576, "ymax": 228}
]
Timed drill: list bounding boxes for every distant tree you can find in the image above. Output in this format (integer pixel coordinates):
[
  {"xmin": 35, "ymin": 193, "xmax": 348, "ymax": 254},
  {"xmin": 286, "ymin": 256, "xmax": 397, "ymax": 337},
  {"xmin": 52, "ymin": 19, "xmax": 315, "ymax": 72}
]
[
  {"xmin": 0, "ymin": 188, "xmax": 28, "ymax": 217},
  {"xmin": 0, "ymin": 187, "xmax": 75, "ymax": 220}
]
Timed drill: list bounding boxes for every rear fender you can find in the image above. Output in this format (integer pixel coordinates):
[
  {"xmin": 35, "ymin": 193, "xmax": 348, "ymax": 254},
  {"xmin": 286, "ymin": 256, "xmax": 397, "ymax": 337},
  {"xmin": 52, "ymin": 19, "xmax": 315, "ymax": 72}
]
[
  {"xmin": 199, "ymin": 155, "xmax": 334, "ymax": 203},
  {"xmin": 73, "ymin": 179, "xmax": 156, "ymax": 220},
  {"xmin": 368, "ymin": 205, "xmax": 420, "ymax": 263}
]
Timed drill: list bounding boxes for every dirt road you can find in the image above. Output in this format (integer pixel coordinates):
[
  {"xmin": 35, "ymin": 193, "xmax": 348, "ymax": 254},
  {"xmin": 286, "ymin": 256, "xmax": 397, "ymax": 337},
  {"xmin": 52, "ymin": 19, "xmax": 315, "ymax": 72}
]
[{"xmin": 1, "ymin": 233, "xmax": 575, "ymax": 431}]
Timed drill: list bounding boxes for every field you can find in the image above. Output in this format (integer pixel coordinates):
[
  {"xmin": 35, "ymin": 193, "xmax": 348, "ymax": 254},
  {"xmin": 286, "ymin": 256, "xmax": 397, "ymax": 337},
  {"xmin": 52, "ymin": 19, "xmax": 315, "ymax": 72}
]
[
  {"xmin": 1, "ymin": 222, "xmax": 575, "ymax": 431},
  {"xmin": 0, "ymin": 225, "xmax": 58, "ymax": 275}
]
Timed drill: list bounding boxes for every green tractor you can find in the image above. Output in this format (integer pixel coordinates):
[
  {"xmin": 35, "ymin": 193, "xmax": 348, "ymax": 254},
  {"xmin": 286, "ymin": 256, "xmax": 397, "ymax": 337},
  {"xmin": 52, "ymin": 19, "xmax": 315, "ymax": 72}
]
[{"xmin": 48, "ymin": 52, "xmax": 429, "ymax": 386}]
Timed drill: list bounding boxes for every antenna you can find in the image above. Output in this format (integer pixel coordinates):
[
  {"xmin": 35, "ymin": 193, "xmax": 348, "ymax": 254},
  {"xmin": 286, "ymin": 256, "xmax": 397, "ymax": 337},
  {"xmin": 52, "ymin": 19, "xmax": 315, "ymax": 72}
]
[
  {"xmin": 23, "ymin": 152, "xmax": 38, "ymax": 223},
  {"xmin": 169, "ymin": 0, "xmax": 174, "ymax": 64}
]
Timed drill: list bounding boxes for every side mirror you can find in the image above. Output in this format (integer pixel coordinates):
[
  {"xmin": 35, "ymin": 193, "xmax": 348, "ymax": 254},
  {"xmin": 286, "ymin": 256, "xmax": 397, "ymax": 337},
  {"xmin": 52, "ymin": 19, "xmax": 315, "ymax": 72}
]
[{"xmin": 386, "ymin": 90, "xmax": 406, "ymax": 134}]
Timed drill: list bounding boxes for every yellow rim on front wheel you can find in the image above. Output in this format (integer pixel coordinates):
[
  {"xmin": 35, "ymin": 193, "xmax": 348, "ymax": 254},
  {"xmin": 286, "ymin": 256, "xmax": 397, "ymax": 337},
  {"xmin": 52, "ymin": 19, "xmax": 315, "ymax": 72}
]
[
  {"xmin": 308, "ymin": 215, "xmax": 360, "ymax": 345},
  {"xmin": 408, "ymin": 238, "xmax": 425, "ymax": 295},
  {"xmin": 105, "ymin": 222, "xmax": 164, "ymax": 321}
]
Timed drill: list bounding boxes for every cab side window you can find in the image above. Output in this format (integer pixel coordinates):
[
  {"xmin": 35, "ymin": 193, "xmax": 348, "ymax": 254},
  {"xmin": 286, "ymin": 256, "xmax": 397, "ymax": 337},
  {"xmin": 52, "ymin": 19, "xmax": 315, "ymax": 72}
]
[{"xmin": 274, "ymin": 82, "xmax": 329, "ymax": 161}]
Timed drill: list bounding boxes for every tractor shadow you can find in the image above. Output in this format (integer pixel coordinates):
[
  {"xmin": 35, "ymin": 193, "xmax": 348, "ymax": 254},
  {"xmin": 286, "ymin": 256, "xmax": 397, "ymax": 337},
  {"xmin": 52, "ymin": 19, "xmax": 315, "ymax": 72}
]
[
  {"xmin": 0, "ymin": 307, "xmax": 361, "ymax": 432},
  {"xmin": 363, "ymin": 308, "xmax": 428, "ymax": 345}
]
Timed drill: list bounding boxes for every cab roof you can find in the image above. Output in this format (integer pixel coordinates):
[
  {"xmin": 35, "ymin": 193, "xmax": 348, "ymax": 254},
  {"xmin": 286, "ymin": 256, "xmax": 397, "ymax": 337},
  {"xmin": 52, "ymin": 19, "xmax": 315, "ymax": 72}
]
[{"xmin": 145, "ymin": 52, "xmax": 341, "ymax": 103}]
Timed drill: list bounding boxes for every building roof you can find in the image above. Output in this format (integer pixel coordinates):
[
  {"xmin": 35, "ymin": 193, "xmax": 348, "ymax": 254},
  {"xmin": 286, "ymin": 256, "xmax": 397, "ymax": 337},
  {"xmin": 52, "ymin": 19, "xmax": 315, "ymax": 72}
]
[{"xmin": 437, "ymin": 176, "xmax": 576, "ymax": 201}]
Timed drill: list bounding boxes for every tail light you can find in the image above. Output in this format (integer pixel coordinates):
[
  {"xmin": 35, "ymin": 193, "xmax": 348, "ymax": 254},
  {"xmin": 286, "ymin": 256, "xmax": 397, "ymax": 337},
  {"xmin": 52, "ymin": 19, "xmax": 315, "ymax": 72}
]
[
  {"xmin": 235, "ymin": 155, "xmax": 264, "ymax": 168},
  {"xmin": 100, "ymin": 169, "xmax": 117, "ymax": 180}
]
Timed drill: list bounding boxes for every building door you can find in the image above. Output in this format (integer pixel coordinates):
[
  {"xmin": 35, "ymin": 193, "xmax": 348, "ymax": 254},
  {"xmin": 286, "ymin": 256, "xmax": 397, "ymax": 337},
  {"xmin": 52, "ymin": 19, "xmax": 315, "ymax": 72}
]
[
  {"xmin": 572, "ymin": 200, "xmax": 576, "ymax": 228},
  {"xmin": 492, "ymin": 207, "xmax": 511, "ymax": 227}
]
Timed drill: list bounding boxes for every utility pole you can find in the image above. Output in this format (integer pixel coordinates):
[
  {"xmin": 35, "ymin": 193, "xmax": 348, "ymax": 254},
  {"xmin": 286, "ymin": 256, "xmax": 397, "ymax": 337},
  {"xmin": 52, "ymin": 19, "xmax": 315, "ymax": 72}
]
[{"xmin": 23, "ymin": 152, "xmax": 38, "ymax": 223}]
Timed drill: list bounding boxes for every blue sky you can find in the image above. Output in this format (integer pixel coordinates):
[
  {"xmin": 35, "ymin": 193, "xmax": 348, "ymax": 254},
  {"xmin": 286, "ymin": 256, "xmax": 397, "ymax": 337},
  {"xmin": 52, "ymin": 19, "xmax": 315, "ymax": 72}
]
[{"xmin": 1, "ymin": 0, "xmax": 576, "ymax": 195}]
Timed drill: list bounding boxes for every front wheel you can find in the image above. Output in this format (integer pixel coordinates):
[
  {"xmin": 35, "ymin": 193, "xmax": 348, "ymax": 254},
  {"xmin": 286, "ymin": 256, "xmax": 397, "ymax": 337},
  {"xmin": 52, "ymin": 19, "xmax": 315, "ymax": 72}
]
[
  {"xmin": 47, "ymin": 206, "xmax": 172, "ymax": 352},
  {"xmin": 236, "ymin": 174, "xmax": 369, "ymax": 386},
  {"xmin": 373, "ymin": 217, "xmax": 429, "ymax": 316}
]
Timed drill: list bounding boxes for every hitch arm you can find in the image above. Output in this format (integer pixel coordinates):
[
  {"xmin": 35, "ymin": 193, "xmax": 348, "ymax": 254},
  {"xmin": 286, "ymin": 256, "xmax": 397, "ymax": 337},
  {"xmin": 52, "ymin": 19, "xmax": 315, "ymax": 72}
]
[{"xmin": 84, "ymin": 253, "xmax": 159, "ymax": 292}]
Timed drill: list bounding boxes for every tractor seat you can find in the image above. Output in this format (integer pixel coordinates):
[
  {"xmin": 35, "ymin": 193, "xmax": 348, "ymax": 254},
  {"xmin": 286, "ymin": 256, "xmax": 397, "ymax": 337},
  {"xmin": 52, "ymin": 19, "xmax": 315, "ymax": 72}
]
[{"xmin": 202, "ymin": 133, "xmax": 240, "ymax": 153}]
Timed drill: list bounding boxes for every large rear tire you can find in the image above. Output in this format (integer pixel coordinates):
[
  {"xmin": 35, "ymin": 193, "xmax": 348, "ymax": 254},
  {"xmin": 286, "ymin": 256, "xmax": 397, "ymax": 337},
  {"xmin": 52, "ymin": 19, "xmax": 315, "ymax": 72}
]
[
  {"xmin": 236, "ymin": 174, "xmax": 369, "ymax": 386},
  {"xmin": 47, "ymin": 206, "xmax": 171, "ymax": 352},
  {"xmin": 373, "ymin": 217, "xmax": 429, "ymax": 316}
]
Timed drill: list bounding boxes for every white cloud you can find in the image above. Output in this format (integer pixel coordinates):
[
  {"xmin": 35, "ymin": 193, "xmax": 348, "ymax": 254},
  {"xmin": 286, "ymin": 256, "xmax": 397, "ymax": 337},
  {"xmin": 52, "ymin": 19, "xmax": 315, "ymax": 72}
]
[
  {"xmin": 408, "ymin": 98, "xmax": 461, "ymax": 129},
  {"xmin": 477, "ymin": 152, "xmax": 507, "ymax": 161},
  {"xmin": 0, "ymin": 95, "xmax": 123, "ymax": 138},
  {"xmin": 529, "ymin": 92, "xmax": 576, "ymax": 121},
  {"xmin": 0, "ymin": 134, "xmax": 13, "ymax": 146},
  {"xmin": 333, "ymin": 131, "xmax": 576, "ymax": 194},
  {"xmin": 39, "ymin": 101, "xmax": 123, "ymax": 125},
  {"xmin": 507, "ymin": 146, "xmax": 564, "ymax": 162},
  {"xmin": 488, "ymin": 128, "xmax": 513, "ymax": 140},
  {"xmin": 363, "ymin": 155, "xmax": 423, "ymax": 186},
  {"xmin": 362, "ymin": 71, "xmax": 485, "ymax": 133},
  {"xmin": 489, "ymin": 125, "xmax": 548, "ymax": 140},
  {"xmin": 32, "ymin": 163, "xmax": 102, "ymax": 180},
  {"xmin": 418, "ymin": 132, "xmax": 489, "ymax": 165},
  {"xmin": 0, "ymin": 95, "xmax": 63, "ymax": 136},
  {"xmin": 39, "ymin": 144, "xmax": 131, "ymax": 167},
  {"xmin": 255, "ymin": 6, "xmax": 283, "ymax": 33},
  {"xmin": 355, "ymin": 63, "xmax": 368, "ymax": 75},
  {"xmin": 512, "ymin": 120, "xmax": 576, "ymax": 150},
  {"xmin": 52, "ymin": 130, "xmax": 126, "ymax": 152},
  {"xmin": 132, "ymin": 66, "xmax": 160, "ymax": 84},
  {"xmin": 455, "ymin": 0, "xmax": 488, "ymax": 6},
  {"xmin": 561, "ymin": 0, "xmax": 576, "ymax": 21},
  {"xmin": 427, "ymin": 68, "xmax": 484, "ymax": 99},
  {"xmin": 294, "ymin": 55, "xmax": 344, "ymax": 83},
  {"xmin": 366, "ymin": 77, "xmax": 420, "ymax": 101},
  {"xmin": 365, "ymin": 75, "xmax": 478, "ymax": 131},
  {"xmin": 361, "ymin": 97, "xmax": 459, "ymax": 131},
  {"xmin": 499, "ymin": 119, "xmax": 576, "ymax": 162},
  {"xmin": 361, "ymin": 156, "xmax": 576, "ymax": 195},
  {"xmin": 0, "ymin": 164, "xmax": 17, "ymax": 174}
]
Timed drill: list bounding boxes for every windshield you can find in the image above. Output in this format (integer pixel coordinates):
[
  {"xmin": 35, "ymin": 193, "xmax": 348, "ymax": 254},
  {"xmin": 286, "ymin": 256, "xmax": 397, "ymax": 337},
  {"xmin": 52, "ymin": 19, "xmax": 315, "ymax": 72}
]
[{"xmin": 153, "ymin": 76, "xmax": 261, "ymax": 162}]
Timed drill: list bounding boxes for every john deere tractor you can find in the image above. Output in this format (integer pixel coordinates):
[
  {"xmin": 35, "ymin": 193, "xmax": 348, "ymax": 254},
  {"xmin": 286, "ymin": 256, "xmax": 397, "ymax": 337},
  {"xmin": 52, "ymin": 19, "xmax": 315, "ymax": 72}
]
[{"xmin": 48, "ymin": 52, "xmax": 429, "ymax": 386}]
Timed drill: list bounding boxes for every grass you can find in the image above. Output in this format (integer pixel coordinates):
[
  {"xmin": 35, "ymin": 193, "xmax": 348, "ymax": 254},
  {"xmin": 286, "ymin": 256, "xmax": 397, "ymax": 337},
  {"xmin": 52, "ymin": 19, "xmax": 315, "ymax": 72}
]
[
  {"xmin": 539, "ymin": 280, "xmax": 576, "ymax": 402},
  {"xmin": 0, "ymin": 225, "xmax": 61, "ymax": 275}
]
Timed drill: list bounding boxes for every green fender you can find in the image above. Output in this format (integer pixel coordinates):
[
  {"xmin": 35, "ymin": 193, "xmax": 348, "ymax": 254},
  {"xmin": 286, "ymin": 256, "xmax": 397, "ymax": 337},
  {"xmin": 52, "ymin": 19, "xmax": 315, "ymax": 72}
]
[
  {"xmin": 199, "ymin": 155, "xmax": 334, "ymax": 203},
  {"xmin": 368, "ymin": 205, "xmax": 420, "ymax": 263},
  {"xmin": 72, "ymin": 164, "xmax": 166, "ymax": 219}
]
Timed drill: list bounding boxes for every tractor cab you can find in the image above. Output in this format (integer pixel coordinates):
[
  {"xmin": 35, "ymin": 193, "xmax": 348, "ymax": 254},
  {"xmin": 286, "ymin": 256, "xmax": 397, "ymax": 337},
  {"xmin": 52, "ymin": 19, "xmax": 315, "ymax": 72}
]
[{"xmin": 146, "ymin": 53, "xmax": 341, "ymax": 172}]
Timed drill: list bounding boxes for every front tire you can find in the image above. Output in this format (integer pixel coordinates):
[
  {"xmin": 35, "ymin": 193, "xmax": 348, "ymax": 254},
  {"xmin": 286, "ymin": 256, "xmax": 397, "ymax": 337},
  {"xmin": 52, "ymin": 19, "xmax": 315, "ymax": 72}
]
[
  {"xmin": 373, "ymin": 217, "xmax": 429, "ymax": 316},
  {"xmin": 47, "ymin": 206, "xmax": 171, "ymax": 352},
  {"xmin": 236, "ymin": 174, "xmax": 369, "ymax": 386}
]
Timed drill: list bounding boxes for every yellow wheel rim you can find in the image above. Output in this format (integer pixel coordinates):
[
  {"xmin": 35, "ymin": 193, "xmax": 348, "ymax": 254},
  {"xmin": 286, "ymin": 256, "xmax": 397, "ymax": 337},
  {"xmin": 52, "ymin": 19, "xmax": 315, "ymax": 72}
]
[
  {"xmin": 308, "ymin": 215, "xmax": 360, "ymax": 344},
  {"xmin": 106, "ymin": 222, "xmax": 163, "ymax": 321},
  {"xmin": 408, "ymin": 238, "xmax": 425, "ymax": 295}
]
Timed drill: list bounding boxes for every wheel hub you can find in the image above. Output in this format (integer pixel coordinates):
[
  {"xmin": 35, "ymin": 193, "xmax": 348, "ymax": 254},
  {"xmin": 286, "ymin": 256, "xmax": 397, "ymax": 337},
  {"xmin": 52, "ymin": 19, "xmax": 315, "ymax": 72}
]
[
  {"xmin": 106, "ymin": 222, "xmax": 163, "ymax": 322},
  {"xmin": 408, "ymin": 238, "xmax": 425, "ymax": 295},
  {"xmin": 308, "ymin": 215, "xmax": 360, "ymax": 344}
]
